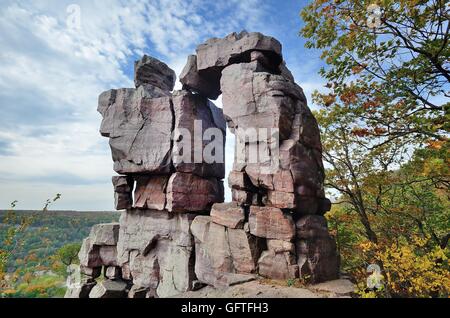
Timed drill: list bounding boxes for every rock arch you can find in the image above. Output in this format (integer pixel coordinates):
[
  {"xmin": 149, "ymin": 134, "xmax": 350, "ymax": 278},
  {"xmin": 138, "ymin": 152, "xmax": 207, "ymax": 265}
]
[{"xmin": 67, "ymin": 31, "xmax": 339, "ymax": 299}]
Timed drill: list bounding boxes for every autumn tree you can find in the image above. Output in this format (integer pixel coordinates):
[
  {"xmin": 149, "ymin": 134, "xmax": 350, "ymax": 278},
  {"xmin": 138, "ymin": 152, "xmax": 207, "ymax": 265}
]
[
  {"xmin": 301, "ymin": 0, "xmax": 449, "ymax": 145},
  {"xmin": 54, "ymin": 243, "xmax": 80, "ymax": 267},
  {"xmin": 301, "ymin": 0, "xmax": 449, "ymax": 297},
  {"xmin": 0, "ymin": 194, "xmax": 61, "ymax": 291}
]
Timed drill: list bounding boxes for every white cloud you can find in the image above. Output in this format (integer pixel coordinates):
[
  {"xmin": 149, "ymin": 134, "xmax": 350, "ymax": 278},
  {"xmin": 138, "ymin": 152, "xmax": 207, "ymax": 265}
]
[{"xmin": 0, "ymin": 0, "xmax": 271, "ymax": 210}]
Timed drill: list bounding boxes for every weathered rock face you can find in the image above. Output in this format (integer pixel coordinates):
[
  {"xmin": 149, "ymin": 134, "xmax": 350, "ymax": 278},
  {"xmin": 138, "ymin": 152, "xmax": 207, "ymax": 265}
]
[
  {"xmin": 296, "ymin": 216, "xmax": 340, "ymax": 283},
  {"xmin": 113, "ymin": 176, "xmax": 133, "ymax": 210},
  {"xmin": 134, "ymin": 54, "xmax": 176, "ymax": 92},
  {"xmin": 196, "ymin": 31, "xmax": 282, "ymax": 72},
  {"xmin": 166, "ymin": 172, "xmax": 224, "ymax": 212},
  {"xmin": 210, "ymin": 202, "xmax": 245, "ymax": 229},
  {"xmin": 190, "ymin": 216, "xmax": 262, "ymax": 287},
  {"xmin": 258, "ymin": 249, "xmax": 299, "ymax": 280},
  {"xmin": 98, "ymin": 88, "xmax": 173, "ymax": 174},
  {"xmin": 78, "ymin": 223, "xmax": 120, "ymax": 269},
  {"xmin": 64, "ymin": 278, "xmax": 97, "ymax": 298},
  {"xmin": 89, "ymin": 279, "xmax": 129, "ymax": 298},
  {"xmin": 90, "ymin": 223, "xmax": 120, "ymax": 246},
  {"xmin": 172, "ymin": 90, "xmax": 226, "ymax": 179},
  {"xmin": 117, "ymin": 210, "xmax": 196, "ymax": 297},
  {"xmin": 133, "ymin": 175, "xmax": 168, "ymax": 210},
  {"xmin": 70, "ymin": 32, "xmax": 339, "ymax": 299},
  {"xmin": 249, "ymin": 206, "xmax": 295, "ymax": 241},
  {"xmin": 179, "ymin": 31, "xmax": 282, "ymax": 100},
  {"xmin": 179, "ymin": 55, "xmax": 221, "ymax": 100}
]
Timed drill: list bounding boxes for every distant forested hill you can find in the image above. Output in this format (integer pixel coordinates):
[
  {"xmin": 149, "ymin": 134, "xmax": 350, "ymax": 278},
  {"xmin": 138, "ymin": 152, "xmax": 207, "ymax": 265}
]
[{"xmin": 0, "ymin": 210, "xmax": 119, "ymax": 272}]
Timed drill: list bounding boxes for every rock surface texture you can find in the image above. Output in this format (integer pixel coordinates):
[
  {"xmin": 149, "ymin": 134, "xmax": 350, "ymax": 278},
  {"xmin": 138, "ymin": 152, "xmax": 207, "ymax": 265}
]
[{"xmin": 67, "ymin": 31, "xmax": 340, "ymax": 299}]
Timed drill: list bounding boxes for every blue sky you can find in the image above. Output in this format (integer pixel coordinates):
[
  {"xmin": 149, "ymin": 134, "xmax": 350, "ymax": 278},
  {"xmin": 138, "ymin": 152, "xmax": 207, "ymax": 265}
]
[{"xmin": 0, "ymin": 0, "xmax": 327, "ymax": 210}]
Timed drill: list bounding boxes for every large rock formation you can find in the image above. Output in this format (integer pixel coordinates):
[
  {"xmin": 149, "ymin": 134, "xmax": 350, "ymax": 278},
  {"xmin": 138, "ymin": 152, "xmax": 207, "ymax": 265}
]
[{"xmin": 66, "ymin": 31, "xmax": 339, "ymax": 298}]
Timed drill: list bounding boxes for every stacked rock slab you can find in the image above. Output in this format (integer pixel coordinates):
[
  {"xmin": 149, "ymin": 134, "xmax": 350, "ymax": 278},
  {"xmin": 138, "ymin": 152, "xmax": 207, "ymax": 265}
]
[
  {"xmin": 68, "ymin": 31, "xmax": 339, "ymax": 298},
  {"xmin": 66, "ymin": 54, "xmax": 225, "ymax": 298},
  {"xmin": 180, "ymin": 31, "xmax": 339, "ymax": 285}
]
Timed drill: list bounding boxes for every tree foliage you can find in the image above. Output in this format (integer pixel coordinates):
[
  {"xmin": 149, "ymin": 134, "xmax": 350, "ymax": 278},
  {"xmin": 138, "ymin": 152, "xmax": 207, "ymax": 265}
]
[
  {"xmin": 54, "ymin": 243, "xmax": 81, "ymax": 269},
  {"xmin": 301, "ymin": 0, "xmax": 449, "ymax": 144},
  {"xmin": 301, "ymin": 0, "xmax": 449, "ymax": 297}
]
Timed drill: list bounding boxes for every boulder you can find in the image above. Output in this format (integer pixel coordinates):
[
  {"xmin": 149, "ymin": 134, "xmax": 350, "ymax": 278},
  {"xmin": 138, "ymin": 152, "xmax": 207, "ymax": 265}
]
[
  {"xmin": 133, "ymin": 175, "xmax": 169, "ymax": 210},
  {"xmin": 116, "ymin": 210, "xmax": 196, "ymax": 297},
  {"xmin": 196, "ymin": 31, "xmax": 282, "ymax": 71},
  {"xmin": 295, "ymin": 217, "xmax": 340, "ymax": 285},
  {"xmin": 78, "ymin": 238, "xmax": 101, "ymax": 268},
  {"xmin": 190, "ymin": 216, "xmax": 262, "ymax": 287},
  {"xmin": 89, "ymin": 279, "xmax": 128, "ymax": 298},
  {"xmin": 210, "ymin": 202, "xmax": 245, "ymax": 229},
  {"xmin": 249, "ymin": 206, "xmax": 295, "ymax": 241},
  {"xmin": 112, "ymin": 176, "xmax": 133, "ymax": 210},
  {"xmin": 99, "ymin": 246, "xmax": 118, "ymax": 266},
  {"xmin": 221, "ymin": 63, "xmax": 298, "ymax": 141},
  {"xmin": 166, "ymin": 172, "xmax": 224, "ymax": 212},
  {"xmin": 258, "ymin": 250, "xmax": 299, "ymax": 280},
  {"xmin": 64, "ymin": 280, "xmax": 97, "ymax": 298},
  {"xmin": 266, "ymin": 239, "xmax": 295, "ymax": 254},
  {"xmin": 228, "ymin": 170, "xmax": 255, "ymax": 191},
  {"xmin": 190, "ymin": 216, "xmax": 233, "ymax": 286},
  {"xmin": 114, "ymin": 192, "xmax": 133, "ymax": 211},
  {"xmin": 296, "ymin": 236, "xmax": 340, "ymax": 284},
  {"xmin": 134, "ymin": 55, "xmax": 176, "ymax": 92},
  {"xmin": 89, "ymin": 223, "xmax": 120, "ymax": 246},
  {"xmin": 172, "ymin": 90, "xmax": 225, "ymax": 179},
  {"xmin": 231, "ymin": 188, "xmax": 254, "ymax": 206},
  {"xmin": 179, "ymin": 55, "xmax": 221, "ymax": 99},
  {"xmin": 98, "ymin": 88, "xmax": 173, "ymax": 174},
  {"xmin": 265, "ymin": 191, "xmax": 296, "ymax": 209},
  {"xmin": 112, "ymin": 175, "xmax": 133, "ymax": 193},
  {"xmin": 105, "ymin": 266, "xmax": 122, "ymax": 280},
  {"xmin": 228, "ymin": 228, "xmax": 263, "ymax": 274}
]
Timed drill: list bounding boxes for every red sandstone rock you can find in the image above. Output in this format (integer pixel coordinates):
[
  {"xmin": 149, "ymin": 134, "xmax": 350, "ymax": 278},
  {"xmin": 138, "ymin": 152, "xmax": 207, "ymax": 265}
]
[
  {"xmin": 228, "ymin": 170, "xmax": 254, "ymax": 190},
  {"xmin": 295, "ymin": 215, "xmax": 340, "ymax": 283},
  {"xmin": 98, "ymin": 89, "xmax": 173, "ymax": 174},
  {"xmin": 166, "ymin": 172, "xmax": 224, "ymax": 212},
  {"xmin": 196, "ymin": 31, "xmax": 282, "ymax": 71},
  {"xmin": 179, "ymin": 55, "xmax": 221, "ymax": 99},
  {"xmin": 257, "ymin": 250, "xmax": 299, "ymax": 280},
  {"xmin": 265, "ymin": 191, "xmax": 296, "ymax": 209},
  {"xmin": 231, "ymin": 188, "xmax": 254, "ymax": 206},
  {"xmin": 190, "ymin": 216, "xmax": 263, "ymax": 287},
  {"xmin": 272, "ymin": 170, "xmax": 294, "ymax": 192},
  {"xmin": 134, "ymin": 55, "xmax": 176, "ymax": 92},
  {"xmin": 172, "ymin": 90, "xmax": 226, "ymax": 179},
  {"xmin": 249, "ymin": 206, "xmax": 295, "ymax": 241},
  {"xmin": 133, "ymin": 175, "xmax": 169, "ymax": 210},
  {"xmin": 296, "ymin": 236, "xmax": 340, "ymax": 284},
  {"xmin": 210, "ymin": 202, "xmax": 245, "ymax": 229},
  {"xmin": 112, "ymin": 176, "xmax": 133, "ymax": 210}
]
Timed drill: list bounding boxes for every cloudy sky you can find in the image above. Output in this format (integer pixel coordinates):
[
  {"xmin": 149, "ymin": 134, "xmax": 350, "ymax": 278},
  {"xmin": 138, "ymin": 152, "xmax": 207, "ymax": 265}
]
[{"xmin": 0, "ymin": 0, "xmax": 326, "ymax": 211}]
